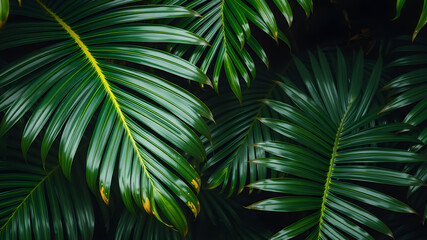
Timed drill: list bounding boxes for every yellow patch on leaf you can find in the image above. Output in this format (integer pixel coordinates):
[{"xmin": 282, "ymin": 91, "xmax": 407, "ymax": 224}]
[
  {"xmin": 191, "ymin": 179, "xmax": 199, "ymax": 191},
  {"xmin": 187, "ymin": 201, "xmax": 198, "ymax": 215},
  {"xmin": 142, "ymin": 197, "xmax": 152, "ymax": 215},
  {"xmin": 100, "ymin": 186, "xmax": 109, "ymax": 205}
]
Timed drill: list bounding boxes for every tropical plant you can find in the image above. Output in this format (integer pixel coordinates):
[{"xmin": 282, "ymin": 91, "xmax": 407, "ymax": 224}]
[
  {"xmin": 0, "ymin": 135, "xmax": 95, "ymax": 239},
  {"xmin": 246, "ymin": 49, "xmax": 426, "ymax": 239},
  {"xmin": 0, "ymin": 0, "xmax": 214, "ymax": 236},
  {"xmin": 394, "ymin": 0, "xmax": 427, "ymax": 40},
  {"xmin": 154, "ymin": 0, "xmax": 313, "ymax": 101},
  {"xmin": 113, "ymin": 190, "xmax": 269, "ymax": 240},
  {"xmin": 383, "ymin": 38, "xmax": 427, "ymax": 224},
  {"xmin": 202, "ymin": 76, "xmax": 286, "ymax": 196},
  {"xmin": 1, "ymin": 0, "xmax": 426, "ymax": 239}
]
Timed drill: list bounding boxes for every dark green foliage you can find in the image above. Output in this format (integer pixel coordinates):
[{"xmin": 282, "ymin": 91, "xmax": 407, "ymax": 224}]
[{"xmin": 0, "ymin": 0, "xmax": 426, "ymax": 239}]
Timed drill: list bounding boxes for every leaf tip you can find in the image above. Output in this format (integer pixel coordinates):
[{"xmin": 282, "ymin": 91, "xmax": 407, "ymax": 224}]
[
  {"xmin": 243, "ymin": 205, "xmax": 252, "ymax": 209},
  {"xmin": 194, "ymin": 11, "xmax": 203, "ymax": 18},
  {"xmin": 412, "ymin": 31, "xmax": 419, "ymax": 42}
]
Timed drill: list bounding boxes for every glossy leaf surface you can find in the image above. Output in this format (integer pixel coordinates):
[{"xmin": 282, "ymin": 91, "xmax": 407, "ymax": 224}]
[
  {"xmin": 247, "ymin": 49, "xmax": 426, "ymax": 239},
  {"xmin": 0, "ymin": 0, "xmax": 213, "ymax": 234},
  {"xmin": 156, "ymin": 0, "xmax": 312, "ymax": 101},
  {"xmin": 384, "ymin": 40, "xmax": 427, "ymax": 224},
  {"xmin": 0, "ymin": 137, "xmax": 94, "ymax": 240}
]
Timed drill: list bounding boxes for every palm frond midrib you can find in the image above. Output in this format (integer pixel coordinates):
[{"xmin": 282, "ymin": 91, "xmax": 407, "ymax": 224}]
[
  {"xmin": 36, "ymin": 0, "xmax": 159, "ymax": 205},
  {"xmin": 0, "ymin": 164, "xmax": 60, "ymax": 233},
  {"xmin": 317, "ymin": 100, "xmax": 354, "ymax": 239}
]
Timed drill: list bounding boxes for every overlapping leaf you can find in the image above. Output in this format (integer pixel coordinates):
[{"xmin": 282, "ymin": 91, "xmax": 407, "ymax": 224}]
[
  {"xmin": 0, "ymin": 0, "xmax": 214, "ymax": 234},
  {"xmin": 383, "ymin": 41, "xmax": 427, "ymax": 144},
  {"xmin": 247, "ymin": 49, "xmax": 427, "ymax": 239},
  {"xmin": 202, "ymin": 76, "xmax": 284, "ymax": 196},
  {"xmin": 193, "ymin": 190, "xmax": 270, "ymax": 240},
  {"xmin": 114, "ymin": 190, "xmax": 269, "ymax": 240},
  {"xmin": 383, "ymin": 42, "xmax": 427, "ymax": 117},
  {"xmin": 156, "ymin": 0, "xmax": 313, "ymax": 101},
  {"xmin": 0, "ymin": 137, "xmax": 94, "ymax": 240},
  {"xmin": 114, "ymin": 210, "xmax": 183, "ymax": 240},
  {"xmin": 383, "ymin": 40, "xmax": 427, "ymax": 223}
]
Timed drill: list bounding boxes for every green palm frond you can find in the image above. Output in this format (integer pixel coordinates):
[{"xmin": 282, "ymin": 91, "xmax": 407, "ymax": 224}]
[
  {"xmin": 0, "ymin": 137, "xmax": 94, "ymax": 240},
  {"xmin": 383, "ymin": 41, "xmax": 427, "ymax": 223},
  {"xmin": 246, "ymin": 49, "xmax": 427, "ymax": 239},
  {"xmin": 114, "ymin": 210, "xmax": 183, "ymax": 240},
  {"xmin": 382, "ymin": 42, "xmax": 427, "ymax": 149},
  {"xmin": 156, "ymin": 0, "xmax": 312, "ymax": 101},
  {"xmin": 0, "ymin": 0, "xmax": 214, "ymax": 234},
  {"xmin": 406, "ymin": 162, "xmax": 427, "ymax": 223},
  {"xmin": 113, "ymin": 190, "xmax": 269, "ymax": 240},
  {"xmin": 394, "ymin": 0, "xmax": 427, "ymax": 41},
  {"xmin": 202, "ymin": 75, "xmax": 285, "ymax": 196},
  {"xmin": 194, "ymin": 190, "xmax": 270, "ymax": 240}
]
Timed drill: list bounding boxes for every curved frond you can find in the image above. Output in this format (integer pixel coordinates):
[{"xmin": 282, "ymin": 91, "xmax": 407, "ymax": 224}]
[
  {"xmin": 157, "ymin": 0, "xmax": 312, "ymax": 101},
  {"xmin": 247, "ymin": 49, "xmax": 427, "ymax": 239},
  {"xmin": 0, "ymin": 137, "xmax": 94, "ymax": 240},
  {"xmin": 0, "ymin": 0, "xmax": 213, "ymax": 234},
  {"xmin": 384, "ymin": 41, "xmax": 427, "ymax": 223},
  {"xmin": 202, "ymin": 76, "xmax": 284, "ymax": 195}
]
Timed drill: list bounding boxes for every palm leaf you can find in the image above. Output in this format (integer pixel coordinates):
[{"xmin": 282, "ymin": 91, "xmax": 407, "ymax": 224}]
[
  {"xmin": 406, "ymin": 162, "xmax": 427, "ymax": 223},
  {"xmin": 114, "ymin": 210, "xmax": 183, "ymax": 240},
  {"xmin": 383, "ymin": 41, "xmax": 427, "ymax": 141},
  {"xmin": 156, "ymin": 0, "xmax": 312, "ymax": 101},
  {"xmin": 247, "ymin": 49, "xmax": 427, "ymax": 239},
  {"xmin": 113, "ymin": 190, "xmax": 269, "ymax": 240},
  {"xmin": 202, "ymin": 75, "xmax": 285, "ymax": 196},
  {"xmin": 383, "ymin": 40, "xmax": 427, "ymax": 223},
  {"xmin": 0, "ymin": 0, "xmax": 213, "ymax": 234},
  {"xmin": 394, "ymin": 0, "xmax": 427, "ymax": 41},
  {"xmin": 0, "ymin": 137, "xmax": 94, "ymax": 240},
  {"xmin": 193, "ymin": 190, "xmax": 270, "ymax": 240}
]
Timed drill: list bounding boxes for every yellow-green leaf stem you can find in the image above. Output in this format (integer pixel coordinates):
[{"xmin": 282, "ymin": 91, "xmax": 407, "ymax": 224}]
[
  {"xmin": 36, "ymin": 0, "xmax": 155, "ymax": 205},
  {"xmin": 0, "ymin": 165, "xmax": 60, "ymax": 233},
  {"xmin": 317, "ymin": 103, "xmax": 352, "ymax": 239}
]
